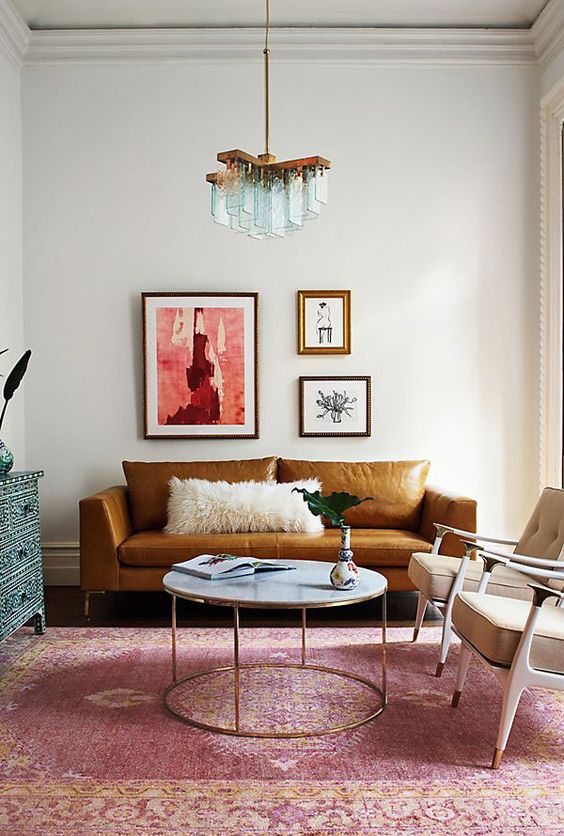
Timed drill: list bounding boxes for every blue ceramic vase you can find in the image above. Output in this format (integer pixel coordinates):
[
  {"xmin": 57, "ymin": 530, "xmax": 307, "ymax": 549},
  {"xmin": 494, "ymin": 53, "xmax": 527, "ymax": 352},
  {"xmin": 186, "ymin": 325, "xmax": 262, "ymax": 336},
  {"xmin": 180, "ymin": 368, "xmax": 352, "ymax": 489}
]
[
  {"xmin": 0, "ymin": 439, "xmax": 14, "ymax": 474},
  {"xmin": 330, "ymin": 525, "xmax": 360, "ymax": 590}
]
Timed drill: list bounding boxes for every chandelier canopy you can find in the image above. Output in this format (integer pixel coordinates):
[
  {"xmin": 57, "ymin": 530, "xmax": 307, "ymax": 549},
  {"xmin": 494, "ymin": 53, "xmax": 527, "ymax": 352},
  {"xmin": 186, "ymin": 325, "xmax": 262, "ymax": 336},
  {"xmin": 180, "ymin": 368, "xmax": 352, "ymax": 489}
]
[{"xmin": 206, "ymin": 1, "xmax": 331, "ymax": 239}]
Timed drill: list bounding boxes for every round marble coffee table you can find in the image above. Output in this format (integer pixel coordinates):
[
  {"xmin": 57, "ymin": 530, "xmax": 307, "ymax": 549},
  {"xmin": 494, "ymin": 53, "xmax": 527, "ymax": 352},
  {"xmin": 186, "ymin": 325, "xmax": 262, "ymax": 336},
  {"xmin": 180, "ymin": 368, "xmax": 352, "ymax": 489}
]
[{"xmin": 162, "ymin": 559, "xmax": 387, "ymax": 738}]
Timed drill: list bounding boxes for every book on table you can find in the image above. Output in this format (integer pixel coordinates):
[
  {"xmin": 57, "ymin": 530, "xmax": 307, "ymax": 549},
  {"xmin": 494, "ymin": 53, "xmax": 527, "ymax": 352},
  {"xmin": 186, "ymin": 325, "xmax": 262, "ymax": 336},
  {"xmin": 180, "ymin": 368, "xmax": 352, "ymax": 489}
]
[{"xmin": 172, "ymin": 553, "xmax": 295, "ymax": 580}]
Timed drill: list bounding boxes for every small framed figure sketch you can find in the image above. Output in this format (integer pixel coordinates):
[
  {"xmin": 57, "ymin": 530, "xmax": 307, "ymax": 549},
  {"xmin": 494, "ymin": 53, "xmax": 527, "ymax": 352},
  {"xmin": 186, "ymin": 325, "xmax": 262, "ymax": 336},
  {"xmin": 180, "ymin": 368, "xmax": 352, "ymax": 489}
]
[
  {"xmin": 297, "ymin": 290, "xmax": 351, "ymax": 355},
  {"xmin": 299, "ymin": 376, "xmax": 371, "ymax": 437},
  {"xmin": 143, "ymin": 292, "xmax": 259, "ymax": 439}
]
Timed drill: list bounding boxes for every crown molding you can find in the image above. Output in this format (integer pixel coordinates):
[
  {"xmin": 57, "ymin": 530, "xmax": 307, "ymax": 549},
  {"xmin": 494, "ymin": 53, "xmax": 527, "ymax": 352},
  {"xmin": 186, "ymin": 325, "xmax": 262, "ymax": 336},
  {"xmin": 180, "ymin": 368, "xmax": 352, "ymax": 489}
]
[
  {"xmin": 22, "ymin": 27, "xmax": 537, "ymax": 67},
  {"xmin": 0, "ymin": 0, "xmax": 29, "ymax": 67},
  {"xmin": 532, "ymin": 0, "xmax": 564, "ymax": 67}
]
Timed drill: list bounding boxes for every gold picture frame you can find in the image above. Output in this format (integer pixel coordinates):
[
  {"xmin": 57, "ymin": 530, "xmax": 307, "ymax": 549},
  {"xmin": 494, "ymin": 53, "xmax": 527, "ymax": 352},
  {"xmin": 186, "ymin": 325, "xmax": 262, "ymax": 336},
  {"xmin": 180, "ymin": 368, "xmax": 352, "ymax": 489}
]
[{"xmin": 297, "ymin": 290, "xmax": 351, "ymax": 355}]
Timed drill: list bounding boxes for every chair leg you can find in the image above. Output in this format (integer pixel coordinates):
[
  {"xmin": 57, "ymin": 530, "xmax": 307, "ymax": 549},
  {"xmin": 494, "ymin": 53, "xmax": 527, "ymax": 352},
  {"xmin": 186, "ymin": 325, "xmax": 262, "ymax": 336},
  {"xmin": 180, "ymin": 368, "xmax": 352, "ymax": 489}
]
[
  {"xmin": 451, "ymin": 643, "xmax": 472, "ymax": 707},
  {"xmin": 435, "ymin": 612, "xmax": 453, "ymax": 677},
  {"xmin": 412, "ymin": 592, "xmax": 428, "ymax": 642},
  {"xmin": 492, "ymin": 678, "xmax": 524, "ymax": 769}
]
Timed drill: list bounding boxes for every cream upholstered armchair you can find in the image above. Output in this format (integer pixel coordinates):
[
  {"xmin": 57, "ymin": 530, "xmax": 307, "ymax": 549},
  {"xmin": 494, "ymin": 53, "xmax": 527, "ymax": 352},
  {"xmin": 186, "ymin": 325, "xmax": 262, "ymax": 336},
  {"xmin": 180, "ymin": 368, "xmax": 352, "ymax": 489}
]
[
  {"xmin": 450, "ymin": 550, "xmax": 564, "ymax": 769},
  {"xmin": 408, "ymin": 487, "xmax": 564, "ymax": 676}
]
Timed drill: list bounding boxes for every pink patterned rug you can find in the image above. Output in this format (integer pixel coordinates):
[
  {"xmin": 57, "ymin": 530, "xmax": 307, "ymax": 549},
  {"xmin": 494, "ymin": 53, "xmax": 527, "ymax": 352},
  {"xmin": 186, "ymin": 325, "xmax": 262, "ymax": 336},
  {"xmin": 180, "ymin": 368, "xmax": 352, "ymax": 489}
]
[{"xmin": 0, "ymin": 626, "xmax": 562, "ymax": 835}]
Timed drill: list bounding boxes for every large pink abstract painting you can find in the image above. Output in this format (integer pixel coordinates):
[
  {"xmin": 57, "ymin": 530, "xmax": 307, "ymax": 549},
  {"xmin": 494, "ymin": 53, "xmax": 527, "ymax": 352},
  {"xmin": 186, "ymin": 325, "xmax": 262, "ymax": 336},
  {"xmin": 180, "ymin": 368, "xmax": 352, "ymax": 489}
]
[
  {"xmin": 143, "ymin": 293, "xmax": 258, "ymax": 439},
  {"xmin": 156, "ymin": 307, "xmax": 245, "ymax": 426}
]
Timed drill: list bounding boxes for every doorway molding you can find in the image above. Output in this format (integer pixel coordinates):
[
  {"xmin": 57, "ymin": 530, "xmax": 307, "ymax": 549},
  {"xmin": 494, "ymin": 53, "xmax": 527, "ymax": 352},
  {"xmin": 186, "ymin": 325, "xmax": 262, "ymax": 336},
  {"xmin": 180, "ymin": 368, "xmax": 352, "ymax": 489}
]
[{"xmin": 540, "ymin": 78, "xmax": 564, "ymax": 489}]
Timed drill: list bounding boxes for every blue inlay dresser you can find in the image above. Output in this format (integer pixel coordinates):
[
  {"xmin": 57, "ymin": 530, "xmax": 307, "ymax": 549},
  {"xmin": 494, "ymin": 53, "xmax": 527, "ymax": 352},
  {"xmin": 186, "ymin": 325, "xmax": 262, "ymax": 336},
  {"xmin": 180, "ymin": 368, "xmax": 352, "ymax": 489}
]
[{"xmin": 0, "ymin": 470, "xmax": 45, "ymax": 640}]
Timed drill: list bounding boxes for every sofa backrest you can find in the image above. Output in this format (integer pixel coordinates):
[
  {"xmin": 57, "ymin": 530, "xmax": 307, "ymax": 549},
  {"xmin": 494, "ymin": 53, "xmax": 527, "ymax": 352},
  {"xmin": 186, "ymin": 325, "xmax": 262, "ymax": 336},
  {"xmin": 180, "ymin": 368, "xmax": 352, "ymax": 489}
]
[
  {"xmin": 123, "ymin": 458, "xmax": 278, "ymax": 531},
  {"xmin": 277, "ymin": 459, "xmax": 431, "ymax": 529}
]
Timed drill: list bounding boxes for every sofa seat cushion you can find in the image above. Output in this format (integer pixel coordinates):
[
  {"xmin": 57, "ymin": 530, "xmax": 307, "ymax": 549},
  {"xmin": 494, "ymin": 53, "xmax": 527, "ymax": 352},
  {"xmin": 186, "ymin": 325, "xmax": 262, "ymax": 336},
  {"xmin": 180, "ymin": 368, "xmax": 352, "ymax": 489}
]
[
  {"xmin": 119, "ymin": 531, "xmax": 280, "ymax": 567},
  {"xmin": 277, "ymin": 459, "xmax": 430, "ymax": 529},
  {"xmin": 123, "ymin": 457, "xmax": 278, "ymax": 532},
  {"xmin": 408, "ymin": 552, "xmax": 533, "ymax": 603},
  {"xmin": 118, "ymin": 529, "xmax": 433, "ymax": 568},
  {"xmin": 453, "ymin": 592, "xmax": 564, "ymax": 674},
  {"xmin": 276, "ymin": 529, "xmax": 432, "ymax": 566}
]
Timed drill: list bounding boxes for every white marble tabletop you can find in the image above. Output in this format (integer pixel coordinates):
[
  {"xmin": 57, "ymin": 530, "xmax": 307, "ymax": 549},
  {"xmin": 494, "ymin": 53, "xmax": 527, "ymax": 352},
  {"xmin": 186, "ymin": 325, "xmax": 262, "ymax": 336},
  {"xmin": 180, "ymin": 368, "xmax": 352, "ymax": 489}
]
[{"xmin": 163, "ymin": 559, "xmax": 387, "ymax": 609}]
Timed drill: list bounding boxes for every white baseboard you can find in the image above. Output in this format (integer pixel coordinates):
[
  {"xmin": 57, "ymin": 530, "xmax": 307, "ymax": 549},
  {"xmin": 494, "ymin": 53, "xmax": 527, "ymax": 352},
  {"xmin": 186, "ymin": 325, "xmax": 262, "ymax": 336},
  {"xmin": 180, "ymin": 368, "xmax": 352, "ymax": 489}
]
[{"xmin": 42, "ymin": 542, "xmax": 80, "ymax": 586}]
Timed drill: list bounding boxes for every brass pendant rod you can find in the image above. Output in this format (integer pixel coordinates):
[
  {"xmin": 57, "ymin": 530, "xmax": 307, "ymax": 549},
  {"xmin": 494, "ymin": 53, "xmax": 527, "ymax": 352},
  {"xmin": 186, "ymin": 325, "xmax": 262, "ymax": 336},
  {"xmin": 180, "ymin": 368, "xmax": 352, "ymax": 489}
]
[{"xmin": 263, "ymin": 0, "xmax": 270, "ymax": 155}]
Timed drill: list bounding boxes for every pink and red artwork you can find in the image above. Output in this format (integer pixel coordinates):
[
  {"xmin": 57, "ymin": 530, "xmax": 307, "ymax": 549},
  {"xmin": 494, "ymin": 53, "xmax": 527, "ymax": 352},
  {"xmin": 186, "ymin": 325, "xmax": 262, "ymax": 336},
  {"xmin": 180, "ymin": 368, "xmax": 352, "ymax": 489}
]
[
  {"xmin": 157, "ymin": 306, "xmax": 245, "ymax": 426},
  {"xmin": 143, "ymin": 293, "xmax": 258, "ymax": 439}
]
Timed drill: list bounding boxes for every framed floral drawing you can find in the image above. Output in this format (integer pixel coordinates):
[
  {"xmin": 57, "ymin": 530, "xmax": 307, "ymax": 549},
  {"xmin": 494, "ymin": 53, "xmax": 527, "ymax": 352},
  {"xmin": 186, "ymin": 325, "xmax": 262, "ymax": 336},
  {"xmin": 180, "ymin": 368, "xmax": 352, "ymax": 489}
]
[
  {"xmin": 143, "ymin": 292, "xmax": 259, "ymax": 439},
  {"xmin": 299, "ymin": 376, "xmax": 371, "ymax": 437},
  {"xmin": 297, "ymin": 290, "xmax": 351, "ymax": 355}
]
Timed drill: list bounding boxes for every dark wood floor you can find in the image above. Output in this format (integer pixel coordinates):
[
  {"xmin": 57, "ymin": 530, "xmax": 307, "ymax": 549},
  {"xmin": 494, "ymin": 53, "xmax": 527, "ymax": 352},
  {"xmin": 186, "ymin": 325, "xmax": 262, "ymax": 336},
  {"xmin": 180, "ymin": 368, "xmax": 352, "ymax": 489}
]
[{"xmin": 41, "ymin": 587, "xmax": 442, "ymax": 628}]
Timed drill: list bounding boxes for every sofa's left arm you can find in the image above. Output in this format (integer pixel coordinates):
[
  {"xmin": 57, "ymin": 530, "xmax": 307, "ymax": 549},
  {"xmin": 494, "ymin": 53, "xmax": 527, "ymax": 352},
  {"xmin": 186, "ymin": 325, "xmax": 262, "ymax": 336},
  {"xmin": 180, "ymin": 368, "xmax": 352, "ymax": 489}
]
[
  {"xmin": 418, "ymin": 486, "xmax": 477, "ymax": 558},
  {"xmin": 80, "ymin": 485, "xmax": 132, "ymax": 592}
]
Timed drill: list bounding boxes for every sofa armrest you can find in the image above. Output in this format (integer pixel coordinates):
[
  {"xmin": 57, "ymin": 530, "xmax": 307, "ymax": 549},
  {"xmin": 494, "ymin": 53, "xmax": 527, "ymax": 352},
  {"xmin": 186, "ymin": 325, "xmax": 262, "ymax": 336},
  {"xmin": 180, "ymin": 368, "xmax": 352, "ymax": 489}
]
[
  {"xmin": 419, "ymin": 485, "xmax": 477, "ymax": 557},
  {"xmin": 80, "ymin": 485, "xmax": 132, "ymax": 591}
]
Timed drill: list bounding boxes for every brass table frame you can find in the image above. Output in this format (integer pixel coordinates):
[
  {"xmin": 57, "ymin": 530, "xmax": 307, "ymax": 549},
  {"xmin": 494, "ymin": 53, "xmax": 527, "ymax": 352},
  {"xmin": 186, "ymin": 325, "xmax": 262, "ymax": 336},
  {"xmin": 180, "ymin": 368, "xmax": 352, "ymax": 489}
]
[{"xmin": 163, "ymin": 590, "xmax": 387, "ymax": 738}]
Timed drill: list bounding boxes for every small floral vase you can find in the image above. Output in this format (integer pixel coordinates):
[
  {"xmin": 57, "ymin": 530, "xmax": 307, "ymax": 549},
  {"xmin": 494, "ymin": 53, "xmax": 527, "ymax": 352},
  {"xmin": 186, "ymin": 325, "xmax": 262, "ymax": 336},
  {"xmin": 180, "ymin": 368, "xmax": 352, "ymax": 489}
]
[
  {"xmin": 0, "ymin": 439, "xmax": 14, "ymax": 475},
  {"xmin": 330, "ymin": 526, "xmax": 360, "ymax": 590}
]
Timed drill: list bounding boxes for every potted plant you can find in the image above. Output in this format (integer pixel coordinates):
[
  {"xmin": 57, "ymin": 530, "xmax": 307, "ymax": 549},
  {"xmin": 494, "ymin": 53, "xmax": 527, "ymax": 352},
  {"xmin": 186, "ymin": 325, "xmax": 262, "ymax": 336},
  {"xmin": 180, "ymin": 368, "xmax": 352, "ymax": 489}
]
[
  {"xmin": 0, "ymin": 349, "xmax": 32, "ymax": 474},
  {"xmin": 293, "ymin": 488, "xmax": 373, "ymax": 589}
]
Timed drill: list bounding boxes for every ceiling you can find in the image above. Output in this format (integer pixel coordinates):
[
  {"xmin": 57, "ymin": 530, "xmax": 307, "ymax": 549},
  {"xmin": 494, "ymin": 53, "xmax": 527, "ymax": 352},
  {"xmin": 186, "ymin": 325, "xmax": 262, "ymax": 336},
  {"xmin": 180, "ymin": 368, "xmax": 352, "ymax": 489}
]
[{"xmin": 11, "ymin": 0, "xmax": 550, "ymax": 31}]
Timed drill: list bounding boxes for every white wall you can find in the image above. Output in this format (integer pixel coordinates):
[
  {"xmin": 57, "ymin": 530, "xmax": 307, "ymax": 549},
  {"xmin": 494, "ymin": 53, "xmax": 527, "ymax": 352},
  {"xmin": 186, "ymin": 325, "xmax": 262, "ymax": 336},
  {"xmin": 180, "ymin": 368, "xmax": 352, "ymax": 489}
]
[
  {"xmin": 0, "ymin": 45, "xmax": 24, "ymax": 467},
  {"xmin": 22, "ymin": 60, "xmax": 540, "ymax": 544}
]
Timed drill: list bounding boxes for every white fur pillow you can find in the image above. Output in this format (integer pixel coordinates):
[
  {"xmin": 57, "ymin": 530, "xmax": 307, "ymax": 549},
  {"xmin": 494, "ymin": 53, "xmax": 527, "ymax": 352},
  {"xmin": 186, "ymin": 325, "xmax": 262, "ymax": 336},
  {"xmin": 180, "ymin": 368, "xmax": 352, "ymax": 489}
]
[{"xmin": 165, "ymin": 478, "xmax": 323, "ymax": 535}]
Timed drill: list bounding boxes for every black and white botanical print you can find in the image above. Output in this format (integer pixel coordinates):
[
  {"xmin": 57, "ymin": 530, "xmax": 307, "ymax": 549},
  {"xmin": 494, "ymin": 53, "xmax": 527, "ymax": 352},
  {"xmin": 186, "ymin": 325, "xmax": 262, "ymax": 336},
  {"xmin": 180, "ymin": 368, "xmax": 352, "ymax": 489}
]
[
  {"xmin": 300, "ymin": 375, "xmax": 370, "ymax": 437},
  {"xmin": 316, "ymin": 302, "xmax": 332, "ymax": 344},
  {"xmin": 316, "ymin": 389, "xmax": 357, "ymax": 423}
]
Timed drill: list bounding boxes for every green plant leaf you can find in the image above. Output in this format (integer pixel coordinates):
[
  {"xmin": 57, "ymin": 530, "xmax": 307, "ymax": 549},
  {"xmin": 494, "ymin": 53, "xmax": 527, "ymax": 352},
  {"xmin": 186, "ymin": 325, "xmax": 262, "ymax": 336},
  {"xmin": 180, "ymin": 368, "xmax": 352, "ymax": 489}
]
[
  {"xmin": 292, "ymin": 488, "xmax": 374, "ymax": 527},
  {"xmin": 0, "ymin": 349, "xmax": 31, "ymax": 432}
]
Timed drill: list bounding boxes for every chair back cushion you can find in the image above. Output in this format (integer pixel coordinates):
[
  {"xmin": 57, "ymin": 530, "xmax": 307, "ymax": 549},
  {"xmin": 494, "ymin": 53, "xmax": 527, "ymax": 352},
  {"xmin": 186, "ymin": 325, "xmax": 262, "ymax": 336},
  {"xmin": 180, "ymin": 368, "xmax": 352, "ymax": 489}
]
[
  {"xmin": 277, "ymin": 459, "xmax": 430, "ymax": 529},
  {"xmin": 123, "ymin": 458, "xmax": 278, "ymax": 531},
  {"xmin": 516, "ymin": 487, "xmax": 564, "ymax": 589}
]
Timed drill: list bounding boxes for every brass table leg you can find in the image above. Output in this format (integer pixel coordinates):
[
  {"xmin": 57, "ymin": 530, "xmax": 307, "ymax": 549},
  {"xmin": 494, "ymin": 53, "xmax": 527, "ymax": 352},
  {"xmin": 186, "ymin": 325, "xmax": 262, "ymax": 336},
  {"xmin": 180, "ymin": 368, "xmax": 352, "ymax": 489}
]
[
  {"xmin": 301, "ymin": 607, "xmax": 307, "ymax": 666},
  {"xmin": 233, "ymin": 605, "xmax": 240, "ymax": 732},
  {"xmin": 171, "ymin": 595, "xmax": 177, "ymax": 684},
  {"xmin": 381, "ymin": 592, "xmax": 387, "ymax": 705},
  {"xmin": 163, "ymin": 591, "xmax": 388, "ymax": 737}
]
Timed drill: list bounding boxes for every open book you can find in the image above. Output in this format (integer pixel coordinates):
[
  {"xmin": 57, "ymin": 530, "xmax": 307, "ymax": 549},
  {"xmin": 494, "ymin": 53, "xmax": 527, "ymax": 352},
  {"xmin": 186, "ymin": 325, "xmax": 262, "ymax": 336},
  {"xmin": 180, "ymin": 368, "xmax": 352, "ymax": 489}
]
[{"xmin": 172, "ymin": 553, "xmax": 295, "ymax": 581}]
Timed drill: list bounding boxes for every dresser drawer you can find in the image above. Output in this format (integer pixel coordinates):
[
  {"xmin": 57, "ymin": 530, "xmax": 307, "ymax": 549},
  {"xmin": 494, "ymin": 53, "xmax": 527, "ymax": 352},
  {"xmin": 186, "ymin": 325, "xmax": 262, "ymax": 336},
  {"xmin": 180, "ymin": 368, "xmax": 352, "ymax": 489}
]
[
  {"xmin": 9, "ymin": 488, "xmax": 40, "ymax": 528},
  {"xmin": 0, "ymin": 532, "xmax": 42, "ymax": 576},
  {"xmin": 0, "ymin": 568, "xmax": 44, "ymax": 631}
]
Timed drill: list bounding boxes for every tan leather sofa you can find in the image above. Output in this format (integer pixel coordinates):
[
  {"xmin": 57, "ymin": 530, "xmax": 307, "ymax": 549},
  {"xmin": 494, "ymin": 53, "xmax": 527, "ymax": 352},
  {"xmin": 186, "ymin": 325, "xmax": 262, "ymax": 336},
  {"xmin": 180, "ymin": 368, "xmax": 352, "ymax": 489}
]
[{"xmin": 80, "ymin": 457, "xmax": 476, "ymax": 607}]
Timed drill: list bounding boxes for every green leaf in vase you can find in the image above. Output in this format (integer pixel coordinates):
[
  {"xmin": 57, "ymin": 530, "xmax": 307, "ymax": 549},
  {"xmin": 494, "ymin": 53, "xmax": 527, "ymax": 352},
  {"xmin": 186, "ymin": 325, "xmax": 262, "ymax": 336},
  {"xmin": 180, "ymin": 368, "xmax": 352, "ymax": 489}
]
[{"xmin": 292, "ymin": 488, "xmax": 374, "ymax": 528}]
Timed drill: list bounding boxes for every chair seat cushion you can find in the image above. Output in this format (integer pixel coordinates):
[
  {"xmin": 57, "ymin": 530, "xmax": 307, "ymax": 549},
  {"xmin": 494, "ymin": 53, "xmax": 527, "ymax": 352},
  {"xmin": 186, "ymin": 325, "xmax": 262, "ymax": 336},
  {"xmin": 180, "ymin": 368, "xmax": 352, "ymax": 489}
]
[
  {"xmin": 408, "ymin": 552, "xmax": 533, "ymax": 603},
  {"xmin": 118, "ymin": 529, "xmax": 432, "ymax": 568},
  {"xmin": 453, "ymin": 591, "xmax": 564, "ymax": 674}
]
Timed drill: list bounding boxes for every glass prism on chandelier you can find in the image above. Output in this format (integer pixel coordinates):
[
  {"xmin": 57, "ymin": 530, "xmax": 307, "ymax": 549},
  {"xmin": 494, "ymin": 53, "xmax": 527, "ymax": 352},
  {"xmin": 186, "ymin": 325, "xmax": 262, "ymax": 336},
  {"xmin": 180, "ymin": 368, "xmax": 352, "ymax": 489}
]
[
  {"xmin": 208, "ymin": 152, "xmax": 329, "ymax": 239},
  {"xmin": 206, "ymin": 0, "xmax": 331, "ymax": 239}
]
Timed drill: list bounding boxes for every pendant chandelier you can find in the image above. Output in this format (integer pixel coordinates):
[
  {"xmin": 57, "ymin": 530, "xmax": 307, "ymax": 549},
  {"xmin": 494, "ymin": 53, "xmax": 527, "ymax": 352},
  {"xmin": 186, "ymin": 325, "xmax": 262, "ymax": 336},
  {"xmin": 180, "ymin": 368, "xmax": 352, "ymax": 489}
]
[{"xmin": 206, "ymin": 0, "xmax": 331, "ymax": 239}]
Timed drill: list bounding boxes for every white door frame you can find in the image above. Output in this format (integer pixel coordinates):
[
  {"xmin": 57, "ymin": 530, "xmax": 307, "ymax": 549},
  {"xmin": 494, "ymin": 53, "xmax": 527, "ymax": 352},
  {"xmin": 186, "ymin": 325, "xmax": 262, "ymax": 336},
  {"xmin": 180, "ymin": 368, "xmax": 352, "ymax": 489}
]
[{"xmin": 540, "ymin": 79, "xmax": 564, "ymax": 490}]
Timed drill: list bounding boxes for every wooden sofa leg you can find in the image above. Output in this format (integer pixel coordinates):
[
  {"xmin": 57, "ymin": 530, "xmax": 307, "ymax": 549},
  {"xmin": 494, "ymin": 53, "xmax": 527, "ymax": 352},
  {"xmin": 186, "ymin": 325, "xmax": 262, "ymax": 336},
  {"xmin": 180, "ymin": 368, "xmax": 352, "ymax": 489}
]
[{"xmin": 84, "ymin": 591, "xmax": 105, "ymax": 622}]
